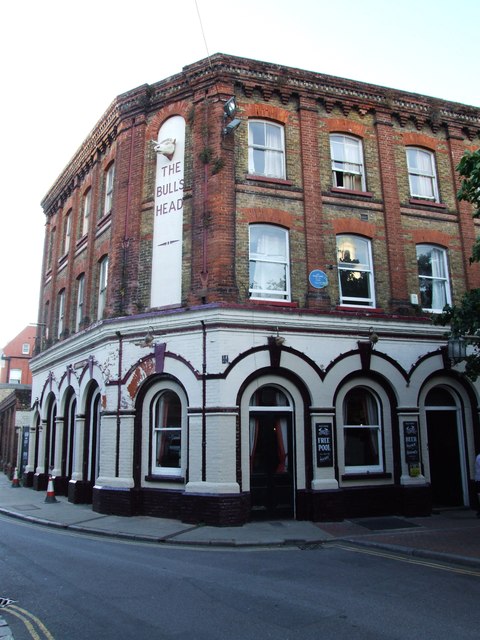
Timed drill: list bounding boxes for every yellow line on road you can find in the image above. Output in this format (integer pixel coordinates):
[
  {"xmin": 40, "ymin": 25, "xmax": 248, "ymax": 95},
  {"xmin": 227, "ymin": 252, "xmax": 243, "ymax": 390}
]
[
  {"xmin": 4, "ymin": 604, "xmax": 55, "ymax": 640},
  {"xmin": 330, "ymin": 542, "xmax": 480, "ymax": 577}
]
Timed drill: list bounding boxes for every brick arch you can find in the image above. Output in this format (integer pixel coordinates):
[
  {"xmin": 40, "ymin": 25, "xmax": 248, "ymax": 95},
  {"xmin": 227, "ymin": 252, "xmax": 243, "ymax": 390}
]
[
  {"xmin": 332, "ymin": 218, "xmax": 376, "ymax": 238},
  {"xmin": 412, "ymin": 229, "xmax": 451, "ymax": 247},
  {"xmin": 145, "ymin": 100, "xmax": 191, "ymax": 140},
  {"xmin": 402, "ymin": 132, "xmax": 438, "ymax": 151},
  {"xmin": 240, "ymin": 207, "xmax": 293, "ymax": 228},
  {"xmin": 243, "ymin": 103, "xmax": 291, "ymax": 124},
  {"xmin": 325, "ymin": 118, "xmax": 367, "ymax": 138}
]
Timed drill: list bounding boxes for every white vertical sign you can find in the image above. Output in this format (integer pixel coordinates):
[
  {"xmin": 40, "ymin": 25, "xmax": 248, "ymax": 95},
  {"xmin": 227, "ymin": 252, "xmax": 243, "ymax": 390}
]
[{"xmin": 150, "ymin": 115, "xmax": 185, "ymax": 308}]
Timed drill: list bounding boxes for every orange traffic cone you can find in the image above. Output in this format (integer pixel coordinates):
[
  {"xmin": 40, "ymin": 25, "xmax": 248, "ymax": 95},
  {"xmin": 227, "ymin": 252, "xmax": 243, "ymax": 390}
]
[
  {"xmin": 45, "ymin": 475, "xmax": 58, "ymax": 503},
  {"xmin": 11, "ymin": 467, "xmax": 20, "ymax": 488}
]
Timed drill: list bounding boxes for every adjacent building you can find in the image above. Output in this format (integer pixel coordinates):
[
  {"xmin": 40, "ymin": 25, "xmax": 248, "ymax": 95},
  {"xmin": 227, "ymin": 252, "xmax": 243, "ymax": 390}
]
[{"xmin": 27, "ymin": 54, "xmax": 480, "ymax": 524}]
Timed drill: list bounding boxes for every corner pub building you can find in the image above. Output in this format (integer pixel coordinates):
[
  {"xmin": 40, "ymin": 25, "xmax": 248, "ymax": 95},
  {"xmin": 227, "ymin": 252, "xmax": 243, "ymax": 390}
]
[{"xmin": 26, "ymin": 53, "xmax": 480, "ymax": 525}]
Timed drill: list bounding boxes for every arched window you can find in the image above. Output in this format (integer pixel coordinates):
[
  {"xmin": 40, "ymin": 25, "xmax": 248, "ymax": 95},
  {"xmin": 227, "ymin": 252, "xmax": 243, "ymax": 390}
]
[
  {"xmin": 249, "ymin": 224, "xmax": 290, "ymax": 300},
  {"xmin": 248, "ymin": 120, "xmax": 285, "ymax": 179},
  {"xmin": 343, "ymin": 387, "xmax": 383, "ymax": 473},
  {"xmin": 330, "ymin": 134, "xmax": 366, "ymax": 191},
  {"xmin": 406, "ymin": 147, "xmax": 439, "ymax": 201},
  {"xmin": 152, "ymin": 390, "xmax": 182, "ymax": 475},
  {"xmin": 63, "ymin": 210, "xmax": 71, "ymax": 255},
  {"xmin": 416, "ymin": 244, "xmax": 451, "ymax": 312},
  {"xmin": 336, "ymin": 235, "xmax": 375, "ymax": 307}
]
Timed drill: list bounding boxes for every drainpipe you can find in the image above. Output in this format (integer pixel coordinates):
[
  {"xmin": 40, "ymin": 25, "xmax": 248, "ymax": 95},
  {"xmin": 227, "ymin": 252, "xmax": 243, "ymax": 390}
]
[
  {"xmin": 120, "ymin": 117, "xmax": 136, "ymax": 313},
  {"xmin": 201, "ymin": 321, "xmax": 207, "ymax": 482},
  {"xmin": 115, "ymin": 331, "xmax": 122, "ymax": 477}
]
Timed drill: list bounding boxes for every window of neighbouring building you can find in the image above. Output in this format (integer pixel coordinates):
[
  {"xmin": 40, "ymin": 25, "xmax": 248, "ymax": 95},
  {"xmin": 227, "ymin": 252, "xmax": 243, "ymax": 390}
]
[
  {"xmin": 9, "ymin": 369, "xmax": 22, "ymax": 384},
  {"xmin": 249, "ymin": 224, "xmax": 290, "ymax": 301},
  {"xmin": 97, "ymin": 256, "xmax": 108, "ymax": 320},
  {"xmin": 75, "ymin": 273, "xmax": 85, "ymax": 331},
  {"xmin": 248, "ymin": 120, "xmax": 285, "ymax": 179},
  {"xmin": 416, "ymin": 244, "xmax": 451, "ymax": 312},
  {"xmin": 406, "ymin": 147, "xmax": 439, "ymax": 202},
  {"xmin": 103, "ymin": 163, "xmax": 115, "ymax": 216},
  {"xmin": 22, "ymin": 343, "xmax": 30, "ymax": 355},
  {"xmin": 330, "ymin": 134, "xmax": 366, "ymax": 191},
  {"xmin": 152, "ymin": 390, "xmax": 182, "ymax": 475},
  {"xmin": 336, "ymin": 235, "xmax": 375, "ymax": 307},
  {"xmin": 343, "ymin": 387, "xmax": 383, "ymax": 473}
]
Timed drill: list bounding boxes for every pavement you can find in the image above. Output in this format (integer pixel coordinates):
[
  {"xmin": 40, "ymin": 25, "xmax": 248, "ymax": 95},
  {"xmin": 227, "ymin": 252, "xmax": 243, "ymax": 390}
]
[{"xmin": 1, "ymin": 473, "xmax": 480, "ymax": 570}]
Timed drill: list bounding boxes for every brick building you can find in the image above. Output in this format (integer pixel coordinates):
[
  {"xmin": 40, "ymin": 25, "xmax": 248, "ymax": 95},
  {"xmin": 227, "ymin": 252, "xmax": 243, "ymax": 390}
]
[
  {"xmin": 0, "ymin": 326, "xmax": 35, "ymax": 478},
  {"xmin": 27, "ymin": 54, "xmax": 480, "ymax": 524}
]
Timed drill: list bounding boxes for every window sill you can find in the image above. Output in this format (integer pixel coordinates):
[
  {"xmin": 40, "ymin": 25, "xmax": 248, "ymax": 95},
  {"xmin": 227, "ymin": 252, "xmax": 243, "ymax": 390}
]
[
  {"xmin": 250, "ymin": 298, "xmax": 298, "ymax": 307},
  {"xmin": 97, "ymin": 211, "xmax": 112, "ymax": 229},
  {"xmin": 337, "ymin": 305, "xmax": 383, "ymax": 313},
  {"xmin": 341, "ymin": 472, "xmax": 391, "ymax": 481},
  {"xmin": 246, "ymin": 174, "xmax": 293, "ymax": 186},
  {"xmin": 330, "ymin": 187, "xmax": 373, "ymax": 198},
  {"xmin": 408, "ymin": 198, "xmax": 447, "ymax": 210},
  {"xmin": 145, "ymin": 474, "xmax": 184, "ymax": 484}
]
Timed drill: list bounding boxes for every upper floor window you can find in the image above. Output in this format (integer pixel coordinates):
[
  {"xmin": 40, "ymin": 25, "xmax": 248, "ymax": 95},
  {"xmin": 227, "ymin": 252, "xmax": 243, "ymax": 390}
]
[
  {"xmin": 336, "ymin": 235, "xmax": 375, "ymax": 307},
  {"xmin": 57, "ymin": 289, "xmax": 65, "ymax": 338},
  {"xmin": 330, "ymin": 134, "xmax": 366, "ymax": 191},
  {"xmin": 63, "ymin": 211, "xmax": 71, "ymax": 255},
  {"xmin": 343, "ymin": 387, "xmax": 383, "ymax": 473},
  {"xmin": 103, "ymin": 163, "xmax": 115, "ymax": 216},
  {"xmin": 416, "ymin": 244, "xmax": 451, "ymax": 312},
  {"xmin": 9, "ymin": 369, "xmax": 22, "ymax": 385},
  {"xmin": 22, "ymin": 343, "xmax": 30, "ymax": 355},
  {"xmin": 81, "ymin": 189, "xmax": 91, "ymax": 237},
  {"xmin": 75, "ymin": 273, "xmax": 85, "ymax": 332},
  {"xmin": 249, "ymin": 224, "xmax": 290, "ymax": 301},
  {"xmin": 406, "ymin": 148, "xmax": 439, "ymax": 202},
  {"xmin": 97, "ymin": 256, "xmax": 108, "ymax": 320},
  {"xmin": 152, "ymin": 390, "xmax": 183, "ymax": 475},
  {"xmin": 248, "ymin": 121, "xmax": 285, "ymax": 179},
  {"xmin": 47, "ymin": 227, "xmax": 56, "ymax": 270}
]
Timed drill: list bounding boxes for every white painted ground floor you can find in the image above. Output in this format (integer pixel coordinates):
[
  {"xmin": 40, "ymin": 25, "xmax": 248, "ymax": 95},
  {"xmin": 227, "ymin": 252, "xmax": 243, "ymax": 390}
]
[{"xmin": 26, "ymin": 307, "xmax": 480, "ymax": 525}]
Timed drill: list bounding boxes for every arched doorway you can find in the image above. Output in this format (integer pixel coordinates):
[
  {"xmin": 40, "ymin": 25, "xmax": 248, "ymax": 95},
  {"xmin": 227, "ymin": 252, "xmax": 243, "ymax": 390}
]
[
  {"xmin": 425, "ymin": 387, "xmax": 466, "ymax": 507},
  {"xmin": 249, "ymin": 385, "xmax": 295, "ymax": 519}
]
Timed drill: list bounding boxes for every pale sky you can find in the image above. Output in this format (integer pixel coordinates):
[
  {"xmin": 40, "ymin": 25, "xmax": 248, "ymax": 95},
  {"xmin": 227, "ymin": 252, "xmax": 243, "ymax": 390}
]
[{"xmin": 0, "ymin": 0, "xmax": 478, "ymax": 348}]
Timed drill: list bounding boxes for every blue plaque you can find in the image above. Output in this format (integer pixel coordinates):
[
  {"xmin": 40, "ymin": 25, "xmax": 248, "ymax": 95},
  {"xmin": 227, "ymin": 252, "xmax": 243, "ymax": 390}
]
[{"xmin": 309, "ymin": 269, "xmax": 328, "ymax": 289}]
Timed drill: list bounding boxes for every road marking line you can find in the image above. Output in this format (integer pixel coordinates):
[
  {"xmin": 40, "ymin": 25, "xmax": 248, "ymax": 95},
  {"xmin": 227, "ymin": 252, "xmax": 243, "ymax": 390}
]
[
  {"xmin": 3, "ymin": 607, "xmax": 43, "ymax": 640},
  {"xmin": 10, "ymin": 605, "xmax": 55, "ymax": 640},
  {"xmin": 330, "ymin": 542, "xmax": 480, "ymax": 577}
]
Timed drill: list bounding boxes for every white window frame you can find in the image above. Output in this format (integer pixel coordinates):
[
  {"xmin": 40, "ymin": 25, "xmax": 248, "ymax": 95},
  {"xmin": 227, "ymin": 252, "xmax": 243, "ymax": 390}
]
[
  {"xmin": 63, "ymin": 212, "xmax": 71, "ymax": 255},
  {"xmin": 75, "ymin": 274, "xmax": 85, "ymax": 332},
  {"xmin": 406, "ymin": 147, "xmax": 439, "ymax": 202},
  {"xmin": 81, "ymin": 189, "xmax": 91, "ymax": 237},
  {"xmin": 336, "ymin": 235, "xmax": 375, "ymax": 307},
  {"xmin": 9, "ymin": 369, "xmax": 22, "ymax": 384},
  {"xmin": 416, "ymin": 244, "xmax": 451, "ymax": 313},
  {"xmin": 57, "ymin": 289, "xmax": 65, "ymax": 338},
  {"xmin": 248, "ymin": 120, "xmax": 286, "ymax": 179},
  {"xmin": 97, "ymin": 257, "xmax": 108, "ymax": 320},
  {"xmin": 330, "ymin": 134, "xmax": 366, "ymax": 191},
  {"xmin": 342, "ymin": 386, "xmax": 383, "ymax": 474},
  {"xmin": 22, "ymin": 343, "xmax": 30, "ymax": 355},
  {"xmin": 249, "ymin": 224, "xmax": 290, "ymax": 301},
  {"xmin": 151, "ymin": 389, "xmax": 183, "ymax": 476},
  {"xmin": 103, "ymin": 163, "xmax": 115, "ymax": 216}
]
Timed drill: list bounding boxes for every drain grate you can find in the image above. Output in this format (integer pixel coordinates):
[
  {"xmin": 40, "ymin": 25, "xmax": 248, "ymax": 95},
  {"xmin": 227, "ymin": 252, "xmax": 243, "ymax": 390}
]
[
  {"xmin": 351, "ymin": 517, "xmax": 419, "ymax": 531},
  {"xmin": 0, "ymin": 598, "xmax": 16, "ymax": 609}
]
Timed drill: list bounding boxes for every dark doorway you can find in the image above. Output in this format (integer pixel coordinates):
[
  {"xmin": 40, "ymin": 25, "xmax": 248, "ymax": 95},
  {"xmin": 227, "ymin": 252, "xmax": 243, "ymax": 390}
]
[
  {"xmin": 426, "ymin": 409, "xmax": 463, "ymax": 507},
  {"xmin": 250, "ymin": 413, "xmax": 294, "ymax": 519}
]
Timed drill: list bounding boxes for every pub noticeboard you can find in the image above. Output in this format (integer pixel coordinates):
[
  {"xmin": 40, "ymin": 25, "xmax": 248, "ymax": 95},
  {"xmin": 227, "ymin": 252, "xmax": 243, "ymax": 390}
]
[
  {"xmin": 316, "ymin": 423, "xmax": 333, "ymax": 467},
  {"xmin": 403, "ymin": 421, "xmax": 420, "ymax": 464}
]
